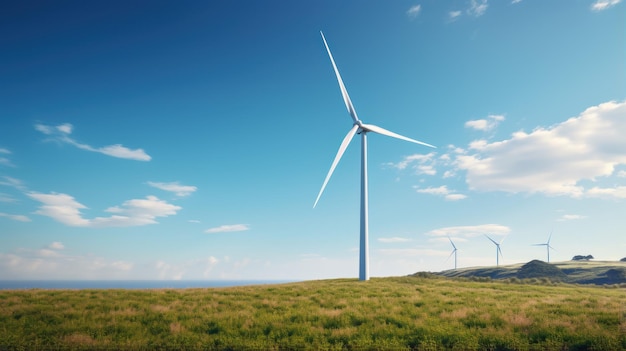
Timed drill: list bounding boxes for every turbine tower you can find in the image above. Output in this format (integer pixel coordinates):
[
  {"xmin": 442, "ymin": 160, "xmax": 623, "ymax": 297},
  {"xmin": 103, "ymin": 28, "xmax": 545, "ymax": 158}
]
[
  {"xmin": 485, "ymin": 234, "xmax": 504, "ymax": 266},
  {"xmin": 313, "ymin": 32, "xmax": 435, "ymax": 281},
  {"xmin": 533, "ymin": 231, "xmax": 555, "ymax": 263},
  {"xmin": 447, "ymin": 236, "xmax": 458, "ymax": 270}
]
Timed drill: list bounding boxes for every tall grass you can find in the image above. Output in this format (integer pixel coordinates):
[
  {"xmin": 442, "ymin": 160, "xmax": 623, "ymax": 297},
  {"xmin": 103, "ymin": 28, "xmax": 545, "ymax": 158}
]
[{"xmin": 0, "ymin": 276, "xmax": 624, "ymax": 350}]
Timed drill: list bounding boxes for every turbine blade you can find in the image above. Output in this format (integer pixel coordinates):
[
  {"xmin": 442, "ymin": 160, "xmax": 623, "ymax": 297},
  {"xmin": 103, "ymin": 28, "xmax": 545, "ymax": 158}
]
[
  {"xmin": 320, "ymin": 31, "xmax": 360, "ymax": 124},
  {"xmin": 485, "ymin": 234, "xmax": 498, "ymax": 245},
  {"xmin": 547, "ymin": 230, "xmax": 553, "ymax": 244},
  {"xmin": 448, "ymin": 236, "xmax": 457, "ymax": 250},
  {"xmin": 313, "ymin": 124, "xmax": 359, "ymax": 208},
  {"xmin": 445, "ymin": 250, "xmax": 455, "ymax": 263},
  {"xmin": 360, "ymin": 123, "xmax": 436, "ymax": 148},
  {"xmin": 498, "ymin": 246, "xmax": 503, "ymax": 258},
  {"xmin": 548, "ymin": 245, "xmax": 556, "ymax": 251}
]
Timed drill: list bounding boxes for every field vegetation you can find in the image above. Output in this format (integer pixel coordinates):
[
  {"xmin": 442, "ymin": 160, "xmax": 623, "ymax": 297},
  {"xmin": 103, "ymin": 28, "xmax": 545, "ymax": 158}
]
[{"xmin": 1, "ymin": 275, "xmax": 625, "ymax": 350}]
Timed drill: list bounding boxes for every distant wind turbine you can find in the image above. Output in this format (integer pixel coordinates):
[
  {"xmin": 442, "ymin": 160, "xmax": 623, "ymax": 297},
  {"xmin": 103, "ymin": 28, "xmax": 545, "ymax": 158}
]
[
  {"xmin": 313, "ymin": 32, "xmax": 435, "ymax": 281},
  {"xmin": 447, "ymin": 236, "xmax": 458, "ymax": 270},
  {"xmin": 485, "ymin": 234, "xmax": 504, "ymax": 266},
  {"xmin": 533, "ymin": 231, "xmax": 555, "ymax": 263}
]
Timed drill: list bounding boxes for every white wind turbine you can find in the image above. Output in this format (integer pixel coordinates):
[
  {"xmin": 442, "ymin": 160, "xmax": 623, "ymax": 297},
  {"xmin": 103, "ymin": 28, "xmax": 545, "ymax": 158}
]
[
  {"xmin": 446, "ymin": 236, "xmax": 458, "ymax": 270},
  {"xmin": 485, "ymin": 234, "xmax": 504, "ymax": 266},
  {"xmin": 313, "ymin": 32, "xmax": 435, "ymax": 281},
  {"xmin": 533, "ymin": 231, "xmax": 555, "ymax": 263}
]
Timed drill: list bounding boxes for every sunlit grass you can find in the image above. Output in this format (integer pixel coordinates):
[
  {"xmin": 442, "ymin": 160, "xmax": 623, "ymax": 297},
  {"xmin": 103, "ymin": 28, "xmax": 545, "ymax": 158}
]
[{"xmin": 0, "ymin": 276, "xmax": 624, "ymax": 350}]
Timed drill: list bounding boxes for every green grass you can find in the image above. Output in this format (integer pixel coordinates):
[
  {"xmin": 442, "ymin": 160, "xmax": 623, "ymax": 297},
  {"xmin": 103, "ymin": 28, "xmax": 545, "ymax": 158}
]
[{"xmin": 1, "ymin": 276, "xmax": 625, "ymax": 350}]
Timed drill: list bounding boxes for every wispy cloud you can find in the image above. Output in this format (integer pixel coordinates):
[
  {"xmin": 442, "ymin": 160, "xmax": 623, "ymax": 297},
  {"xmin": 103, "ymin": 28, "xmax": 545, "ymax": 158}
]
[
  {"xmin": 414, "ymin": 185, "xmax": 467, "ymax": 201},
  {"xmin": 0, "ymin": 148, "xmax": 14, "ymax": 167},
  {"xmin": 591, "ymin": 0, "xmax": 621, "ymax": 11},
  {"xmin": 449, "ymin": 10, "xmax": 462, "ymax": 21},
  {"xmin": 205, "ymin": 224, "xmax": 250, "ymax": 234},
  {"xmin": 35, "ymin": 123, "xmax": 151, "ymax": 161},
  {"xmin": 0, "ymin": 244, "xmax": 134, "ymax": 279},
  {"xmin": 586, "ymin": 186, "xmax": 626, "ymax": 199},
  {"xmin": 407, "ymin": 4, "xmax": 421, "ymax": 18},
  {"xmin": 557, "ymin": 214, "xmax": 587, "ymax": 221},
  {"xmin": 378, "ymin": 248, "xmax": 449, "ymax": 257},
  {"xmin": 27, "ymin": 192, "xmax": 180, "ymax": 227},
  {"xmin": 155, "ymin": 256, "xmax": 219, "ymax": 280},
  {"xmin": 454, "ymin": 100, "xmax": 626, "ymax": 198},
  {"xmin": 465, "ymin": 114, "xmax": 505, "ymax": 131},
  {"xmin": 387, "ymin": 152, "xmax": 437, "ymax": 175},
  {"xmin": 148, "ymin": 181, "xmax": 197, "ymax": 197},
  {"xmin": 0, "ymin": 212, "xmax": 31, "ymax": 222},
  {"xmin": 49, "ymin": 242, "xmax": 65, "ymax": 250},
  {"xmin": 378, "ymin": 237, "xmax": 412, "ymax": 243},
  {"xmin": 0, "ymin": 176, "xmax": 26, "ymax": 191},
  {"xmin": 511, "ymin": 0, "xmax": 522, "ymax": 3},
  {"xmin": 426, "ymin": 224, "xmax": 510, "ymax": 238},
  {"xmin": 468, "ymin": 0, "xmax": 488, "ymax": 17},
  {"xmin": 0, "ymin": 193, "xmax": 16, "ymax": 203}
]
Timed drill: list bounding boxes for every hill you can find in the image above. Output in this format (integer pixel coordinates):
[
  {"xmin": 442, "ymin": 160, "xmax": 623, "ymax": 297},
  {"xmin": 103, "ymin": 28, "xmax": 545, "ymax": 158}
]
[{"xmin": 434, "ymin": 260, "xmax": 626, "ymax": 285}]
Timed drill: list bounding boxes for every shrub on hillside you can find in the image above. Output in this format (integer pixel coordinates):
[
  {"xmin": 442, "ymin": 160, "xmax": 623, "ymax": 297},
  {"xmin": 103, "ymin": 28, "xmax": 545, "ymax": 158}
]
[
  {"xmin": 517, "ymin": 260, "xmax": 567, "ymax": 281},
  {"xmin": 572, "ymin": 255, "xmax": 594, "ymax": 261}
]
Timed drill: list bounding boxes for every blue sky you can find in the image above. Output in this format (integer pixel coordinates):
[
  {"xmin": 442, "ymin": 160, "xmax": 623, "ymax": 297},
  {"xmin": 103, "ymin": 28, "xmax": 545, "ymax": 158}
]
[{"xmin": 1, "ymin": 0, "xmax": 624, "ymax": 280}]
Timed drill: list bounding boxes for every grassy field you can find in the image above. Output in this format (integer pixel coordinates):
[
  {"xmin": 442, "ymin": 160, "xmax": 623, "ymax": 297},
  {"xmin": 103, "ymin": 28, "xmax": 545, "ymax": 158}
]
[{"xmin": 1, "ymin": 275, "xmax": 625, "ymax": 350}]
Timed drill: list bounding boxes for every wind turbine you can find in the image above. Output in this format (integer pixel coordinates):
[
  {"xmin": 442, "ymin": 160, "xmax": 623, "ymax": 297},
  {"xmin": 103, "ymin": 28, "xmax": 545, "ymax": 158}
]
[
  {"xmin": 313, "ymin": 32, "xmax": 435, "ymax": 281},
  {"xmin": 485, "ymin": 234, "xmax": 504, "ymax": 266},
  {"xmin": 533, "ymin": 231, "xmax": 555, "ymax": 263},
  {"xmin": 447, "ymin": 236, "xmax": 458, "ymax": 270}
]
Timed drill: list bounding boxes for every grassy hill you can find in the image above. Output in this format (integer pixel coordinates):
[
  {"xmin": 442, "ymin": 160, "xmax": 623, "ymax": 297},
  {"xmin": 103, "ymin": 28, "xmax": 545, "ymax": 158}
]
[
  {"xmin": 434, "ymin": 260, "xmax": 626, "ymax": 285},
  {"xmin": 1, "ymin": 275, "xmax": 625, "ymax": 350}
]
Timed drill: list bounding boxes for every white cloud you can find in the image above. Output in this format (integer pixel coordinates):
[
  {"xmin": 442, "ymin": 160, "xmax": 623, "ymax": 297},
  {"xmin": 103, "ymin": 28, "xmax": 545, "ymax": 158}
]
[
  {"xmin": 0, "ymin": 193, "xmax": 16, "ymax": 202},
  {"xmin": 468, "ymin": 0, "xmax": 488, "ymax": 17},
  {"xmin": 465, "ymin": 114, "xmax": 505, "ymax": 131},
  {"xmin": 586, "ymin": 186, "xmax": 626, "ymax": 199},
  {"xmin": 49, "ymin": 242, "xmax": 65, "ymax": 250},
  {"xmin": 449, "ymin": 10, "xmax": 462, "ymax": 20},
  {"xmin": 388, "ymin": 153, "xmax": 435, "ymax": 170},
  {"xmin": 454, "ymin": 100, "xmax": 626, "ymax": 198},
  {"xmin": 27, "ymin": 192, "xmax": 180, "ymax": 227},
  {"xmin": 407, "ymin": 4, "xmax": 421, "ymax": 18},
  {"xmin": 426, "ymin": 224, "xmax": 510, "ymax": 238},
  {"xmin": 188, "ymin": 219, "xmax": 201, "ymax": 223},
  {"xmin": 378, "ymin": 237, "xmax": 412, "ymax": 243},
  {"xmin": 0, "ymin": 148, "xmax": 13, "ymax": 167},
  {"xmin": 0, "ymin": 245, "xmax": 134, "ymax": 280},
  {"xmin": 35, "ymin": 123, "xmax": 151, "ymax": 161},
  {"xmin": 557, "ymin": 214, "xmax": 586, "ymax": 221},
  {"xmin": 387, "ymin": 153, "xmax": 438, "ymax": 177},
  {"xmin": 97, "ymin": 144, "xmax": 151, "ymax": 161},
  {"xmin": 378, "ymin": 248, "xmax": 449, "ymax": 257},
  {"xmin": 0, "ymin": 176, "xmax": 26, "ymax": 191},
  {"xmin": 591, "ymin": 0, "xmax": 621, "ymax": 11},
  {"xmin": 0, "ymin": 212, "xmax": 31, "ymax": 222},
  {"xmin": 617, "ymin": 170, "xmax": 626, "ymax": 177},
  {"xmin": 414, "ymin": 185, "xmax": 467, "ymax": 201},
  {"xmin": 205, "ymin": 224, "xmax": 250, "ymax": 234},
  {"xmin": 111, "ymin": 261, "xmax": 133, "ymax": 271},
  {"xmin": 512, "ymin": 0, "xmax": 522, "ymax": 3},
  {"xmin": 148, "ymin": 181, "xmax": 197, "ymax": 197}
]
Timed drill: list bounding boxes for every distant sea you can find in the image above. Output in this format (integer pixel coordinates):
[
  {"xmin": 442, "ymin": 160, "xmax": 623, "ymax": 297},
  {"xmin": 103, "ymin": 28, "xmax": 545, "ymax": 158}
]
[{"xmin": 0, "ymin": 280, "xmax": 296, "ymax": 290}]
